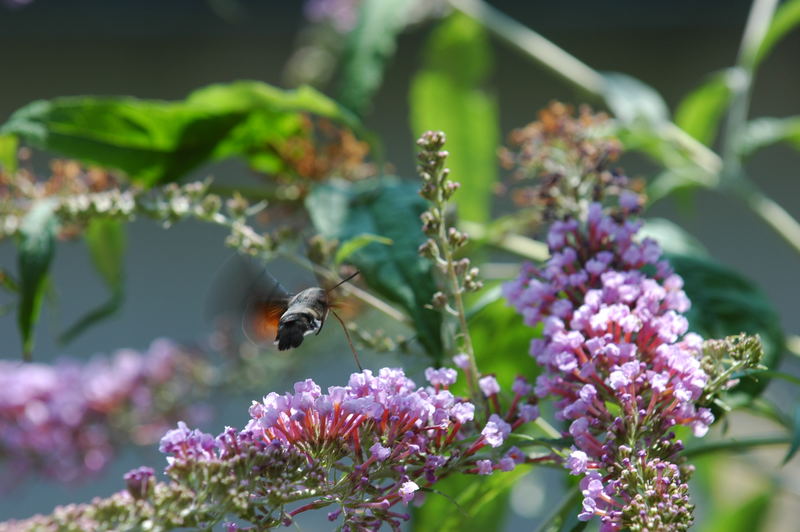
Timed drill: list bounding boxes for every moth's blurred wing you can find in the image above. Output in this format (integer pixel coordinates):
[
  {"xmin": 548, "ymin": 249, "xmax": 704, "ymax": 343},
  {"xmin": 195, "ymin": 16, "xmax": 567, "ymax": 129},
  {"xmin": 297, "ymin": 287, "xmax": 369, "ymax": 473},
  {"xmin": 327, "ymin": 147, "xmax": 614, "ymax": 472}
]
[
  {"xmin": 205, "ymin": 254, "xmax": 291, "ymax": 345},
  {"xmin": 243, "ymin": 299, "xmax": 287, "ymax": 346}
]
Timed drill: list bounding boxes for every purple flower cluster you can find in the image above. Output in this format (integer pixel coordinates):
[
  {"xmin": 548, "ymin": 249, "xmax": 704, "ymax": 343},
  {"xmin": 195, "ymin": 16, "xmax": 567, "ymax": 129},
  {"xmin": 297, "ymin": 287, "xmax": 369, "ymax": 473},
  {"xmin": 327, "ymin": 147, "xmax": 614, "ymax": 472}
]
[
  {"xmin": 504, "ymin": 202, "xmax": 708, "ymax": 531},
  {"xmin": 155, "ymin": 366, "xmax": 539, "ymax": 530},
  {"xmin": 4, "ymin": 367, "xmax": 541, "ymax": 531},
  {"xmin": 0, "ymin": 339, "xmax": 210, "ymax": 483},
  {"xmin": 304, "ymin": 0, "xmax": 361, "ymax": 32}
]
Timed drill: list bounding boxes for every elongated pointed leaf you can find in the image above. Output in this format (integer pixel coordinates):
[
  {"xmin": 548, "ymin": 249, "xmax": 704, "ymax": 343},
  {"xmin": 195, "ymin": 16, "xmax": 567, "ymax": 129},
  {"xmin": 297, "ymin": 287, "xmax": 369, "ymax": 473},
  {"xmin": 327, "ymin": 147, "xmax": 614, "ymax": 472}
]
[
  {"xmin": 738, "ymin": 116, "xmax": 800, "ymax": 156},
  {"xmin": 1, "ymin": 82, "xmax": 361, "ymax": 187},
  {"xmin": 306, "ymin": 178, "xmax": 443, "ymax": 359},
  {"xmin": 641, "ymin": 218, "xmax": 709, "ymax": 257},
  {"xmin": 783, "ymin": 403, "xmax": 800, "ymax": 464},
  {"xmin": 602, "ymin": 72, "xmax": 669, "ymax": 127},
  {"xmin": 0, "ymin": 134, "xmax": 17, "ymax": 174},
  {"xmin": 334, "ymin": 233, "xmax": 393, "ymax": 266},
  {"xmin": 700, "ymin": 490, "xmax": 772, "ymax": 532},
  {"xmin": 469, "ymin": 284, "xmax": 541, "ymax": 394},
  {"xmin": 337, "ymin": 0, "xmax": 412, "ymax": 115},
  {"xmin": 411, "ymin": 469, "xmax": 527, "ymax": 532},
  {"xmin": 410, "ymin": 12, "xmax": 499, "ymax": 223},
  {"xmin": 675, "ymin": 69, "xmax": 735, "ymax": 146},
  {"xmin": 60, "ymin": 219, "xmax": 126, "ymax": 344},
  {"xmin": 17, "ymin": 199, "xmax": 58, "ymax": 359},
  {"xmin": 669, "ymin": 253, "xmax": 784, "ymax": 400},
  {"xmin": 754, "ymin": 0, "xmax": 800, "ymax": 67}
]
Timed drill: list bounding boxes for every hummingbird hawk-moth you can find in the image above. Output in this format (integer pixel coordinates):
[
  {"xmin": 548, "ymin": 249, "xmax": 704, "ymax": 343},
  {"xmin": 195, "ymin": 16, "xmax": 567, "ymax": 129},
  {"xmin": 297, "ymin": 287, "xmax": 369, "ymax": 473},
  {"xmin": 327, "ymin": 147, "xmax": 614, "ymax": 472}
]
[{"xmin": 210, "ymin": 257, "xmax": 363, "ymax": 370}]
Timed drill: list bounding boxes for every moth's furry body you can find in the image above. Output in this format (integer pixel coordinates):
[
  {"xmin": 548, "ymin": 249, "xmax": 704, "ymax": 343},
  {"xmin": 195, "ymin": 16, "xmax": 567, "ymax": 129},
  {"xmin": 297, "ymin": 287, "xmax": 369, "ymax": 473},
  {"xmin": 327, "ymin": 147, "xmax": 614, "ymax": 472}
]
[{"xmin": 276, "ymin": 287, "xmax": 329, "ymax": 350}]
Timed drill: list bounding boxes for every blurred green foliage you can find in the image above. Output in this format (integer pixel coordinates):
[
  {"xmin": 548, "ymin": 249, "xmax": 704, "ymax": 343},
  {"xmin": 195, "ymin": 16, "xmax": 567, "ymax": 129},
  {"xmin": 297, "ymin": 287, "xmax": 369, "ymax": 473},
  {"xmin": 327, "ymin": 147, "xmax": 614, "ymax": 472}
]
[{"xmin": 410, "ymin": 12, "xmax": 498, "ymax": 223}]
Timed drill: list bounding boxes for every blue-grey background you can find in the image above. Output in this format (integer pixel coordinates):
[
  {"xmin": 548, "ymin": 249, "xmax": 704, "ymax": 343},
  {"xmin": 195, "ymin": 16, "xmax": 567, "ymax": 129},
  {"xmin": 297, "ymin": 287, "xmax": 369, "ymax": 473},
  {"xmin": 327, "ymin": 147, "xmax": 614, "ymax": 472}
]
[{"xmin": 0, "ymin": 0, "xmax": 798, "ymax": 529}]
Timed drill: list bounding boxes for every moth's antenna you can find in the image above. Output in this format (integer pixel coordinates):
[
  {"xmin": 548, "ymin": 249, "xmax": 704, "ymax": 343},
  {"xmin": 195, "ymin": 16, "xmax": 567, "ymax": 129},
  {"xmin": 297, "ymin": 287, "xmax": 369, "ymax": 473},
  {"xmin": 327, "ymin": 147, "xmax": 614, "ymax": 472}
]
[
  {"xmin": 327, "ymin": 270, "xmax": 360, "ymax": 293},
  {"xmin": 331, "ymin": 309, "xmax": 363, "ymax": 371}
]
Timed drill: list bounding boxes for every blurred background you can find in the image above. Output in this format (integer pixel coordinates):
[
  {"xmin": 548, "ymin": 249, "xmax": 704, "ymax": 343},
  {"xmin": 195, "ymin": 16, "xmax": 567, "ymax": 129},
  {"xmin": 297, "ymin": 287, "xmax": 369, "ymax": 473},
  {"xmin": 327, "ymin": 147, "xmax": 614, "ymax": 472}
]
[{"xmin": 0, "ymin": 0, "xmax": 798, "ymax": 529}]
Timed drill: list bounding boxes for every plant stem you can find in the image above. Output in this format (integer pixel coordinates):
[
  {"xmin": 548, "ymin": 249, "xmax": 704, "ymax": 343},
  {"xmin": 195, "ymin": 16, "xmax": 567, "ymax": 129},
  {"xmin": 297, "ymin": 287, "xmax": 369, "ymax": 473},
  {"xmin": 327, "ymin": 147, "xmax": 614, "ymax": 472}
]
[
  {"xmin": 787, "ymin": 334, "xmax": 800, "ymax": 358},
  {"xmin": 535, "ymin": 417, "xmax": 562, "ymax": 440},
  {"xmin": 682, "ymin": 435, "xmax": 790, "ymax": 458},
  {"xmin": 439, "ymin": 212, "xmax": 481, "ymax": 402},
  {"xmin": 452, "ymin": 0, "xmax": 800, "ymax": 257},
  {"xmin": 447, "ymin": 0, "xmax": 605, "ymax": 95},
  {"xmin": 448, "ymin": 0, "xmax": 723, "ymax": 175},
  {"xmin": 734, "ymin": 181, "xmax": 800, "ymax": 255},
  {"xmin": 721, "ymin": 0, "xmax": 779, "ymax": 181}
]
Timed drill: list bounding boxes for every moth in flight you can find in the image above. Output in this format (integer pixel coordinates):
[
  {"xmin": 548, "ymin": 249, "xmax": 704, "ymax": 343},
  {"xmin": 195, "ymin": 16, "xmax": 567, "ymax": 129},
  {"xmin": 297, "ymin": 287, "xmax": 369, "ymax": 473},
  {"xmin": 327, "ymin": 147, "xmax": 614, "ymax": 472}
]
[{"xmin": 210, "ymin": 258, "xmax": 363, "ymax": 370}]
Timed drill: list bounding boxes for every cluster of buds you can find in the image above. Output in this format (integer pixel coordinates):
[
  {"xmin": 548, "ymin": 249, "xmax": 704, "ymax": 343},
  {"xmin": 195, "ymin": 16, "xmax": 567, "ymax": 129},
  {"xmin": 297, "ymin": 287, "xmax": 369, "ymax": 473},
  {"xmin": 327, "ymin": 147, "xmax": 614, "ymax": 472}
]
[
  {"xmin": 504, "ymin": 195, "xmax": 763, "ymax": 530},
  {"xmin": 0, "ymin": 158, "xmax": 119, "ymax": 240},
  {"xmin": 498, "ymin": 102, "xmax": 643, "ymax": 224},
  {"xmin": 0, "ymin": 437, "xmax": 325, "ymax": 532},
  {"xmin": 0, "ymin": 339, "xmax": 213, "ymax": 484},
  {"xmin": 3, "ymin": 365, "xmax": 544, "ymax": 531},
  {"xmin": 698, "ymin": 333, "xmax": 766, "ymax": 403},
  {"xmin": 0, "ymin": 173, "xmax": 293, "ymax": 261}
]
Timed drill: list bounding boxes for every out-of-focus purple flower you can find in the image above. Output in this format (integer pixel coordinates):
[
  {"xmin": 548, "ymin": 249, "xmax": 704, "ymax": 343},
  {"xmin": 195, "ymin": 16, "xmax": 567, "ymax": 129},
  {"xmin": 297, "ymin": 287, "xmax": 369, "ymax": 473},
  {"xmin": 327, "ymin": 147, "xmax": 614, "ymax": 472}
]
[
  {"xmin": 2, "ymin": 0, "xmax": 34, "ymax": 9},
  {"xmin": 370, "ymin": 443, "xmax": 391, "ymax": 461},
  {"xmin": 481, "ymin": 414, "xmax": 511, "ymax": 448},
  {"xmin": 452, "ymin": 353, "xmax": 470, "ymax": 369},
  {"xmin": 0, "ymin": 339, "xmax": 211, "ymax": 484},
  {"xmin": 398, "ymin": 481, "xmax": 419, "ymax": 503},
  {"xmin": 425, "ymin": 367, "xmax": 457, "ymax": 387},
  {"xmin": 476, "ymin": 459, "xmax": 493, "ymax": 475},
  {"xmin": 158, "ymin": 421, "xmax": 218, "ymax": 464},
  {"xmin": 478, "ymin": 375, "xmax": 500, "ymax": 397},
  {"xmin": 512, "ymin": 376, "xmax": 532, "ymax": 396},
  {"xmin": 566, "ymin": 450, "xmax": 589, "ymax": 475},
  {"xmin": 304, "ymin": 0, "xmax": 361, "ymax": 32},
  {"xmin": 518, "ymin": 404, "xmax": 539, "ymax": 422},
  {"xmin": 123, "ymin": 466, "xmax": 154, "ymax": 500}
]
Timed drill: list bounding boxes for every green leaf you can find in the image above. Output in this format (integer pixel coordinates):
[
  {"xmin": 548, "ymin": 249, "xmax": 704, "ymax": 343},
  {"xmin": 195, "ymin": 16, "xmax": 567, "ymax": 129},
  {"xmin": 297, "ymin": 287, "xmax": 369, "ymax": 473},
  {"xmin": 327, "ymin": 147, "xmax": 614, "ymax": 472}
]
[
  {"xmin": 738, "ymin": 116, "xmax": 800, "ymax": 156},
  {"xmin": 410, "ymin": 12, "xmax": 499, "ymax": 223},
  {"xmin": 754, "ymin": 0, "xmax": 800, "ymax": 67},
  {"xmin": 700, "ymin": 490, "xmax": 772, "ymax": 532},
  {"xmin": 646, "ymin": 168, "xmax": 711, "ymax": 204},
  {"xmin": 334, "ymin": 233, "xmax": 393, "ymax": 266},
  {"xmin": 742, "ymin": 369, "xmax": 800, "ymax": 387},
  {"xmin": 1, "ymin": 81, "xmax": 361, "ymax": 187},
  {"xmin": 668, "ymin": 253, "xmax": 784, "ymax": 400},
  {"xmin": 0, "ymin": 134, "xmax": 18, "ymax": 174},
  {"xmin": 602, "ymin": 72, "xmax": 669, "ymax": 127},
  {"xmin": 411, "ymin": 469, "xmax": 527, "ymax": 532},
  {"xmin": 533, "ymin": 485, "xmax": 582, "ymax": 532},
  {"xmin": 60, "ymin": 219, "xmax": 126, "ymax": 344},
  {"xmin": 85, "ymin": 218, "xmax": 126, "ymax": 287},
  {"xmin": 17, "ymin": 199, "xmax": 58, "ymax": 360},
  {"xmin": 674, "ymin": 69, "xmax": 735, "ymax": 146},
  {"xmin": 337, "ymin": 0, "xmax": 412, "ymax": 116},
  {"xmin": 468, "ymin": 284, "xmax": 541, "ymax": 392},
  {"xmin": 306, "ymin": 178, "xmax": 443, "ymax": 359},
  {"xmin": 640, "ymin": 218, "xmax": 709, "ymax": 258},
  {"xmin": 784, "ymin": 403, "xmax": 800, "ymax": 464}
]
